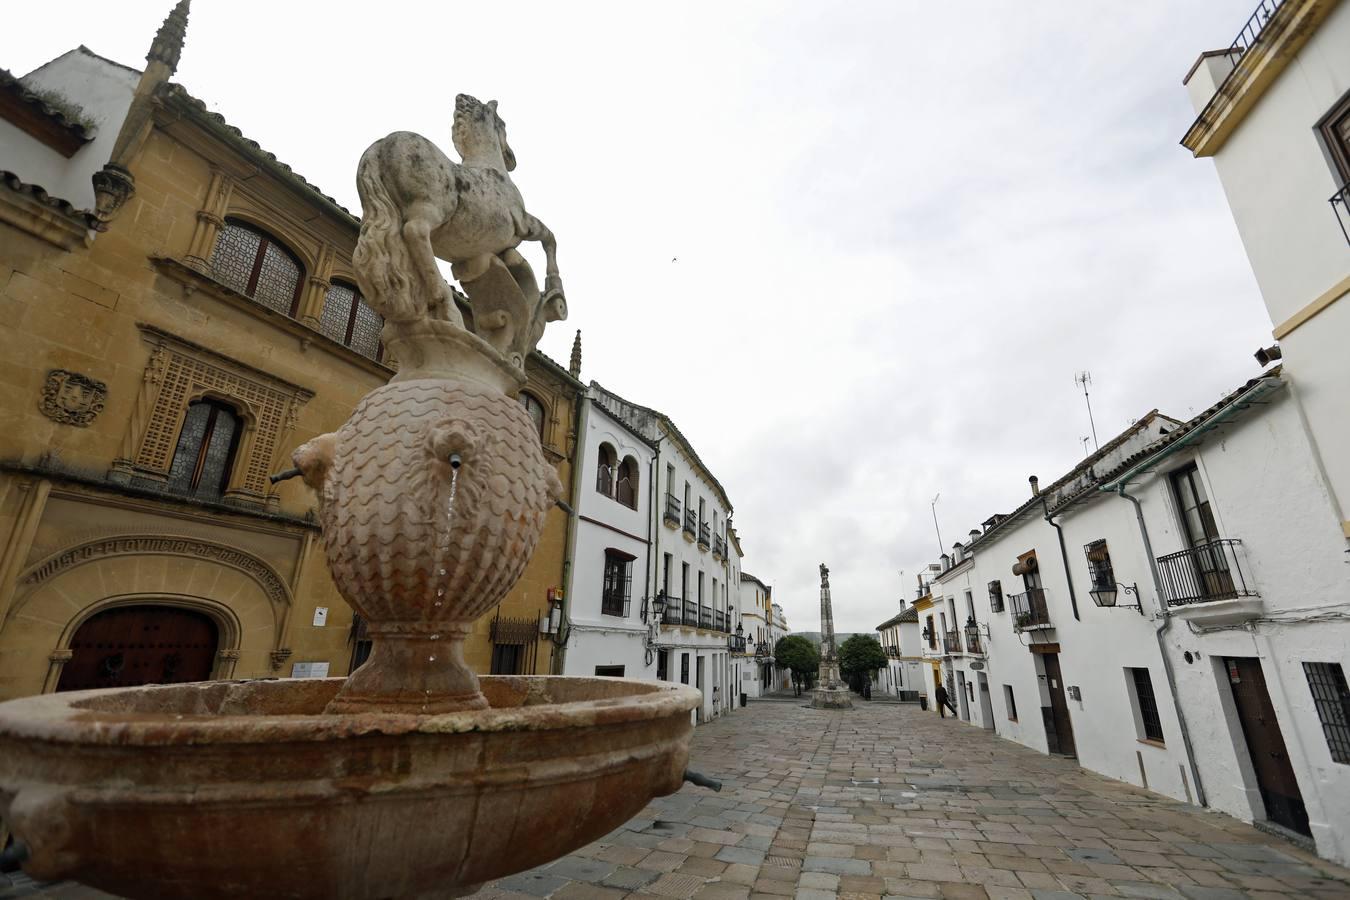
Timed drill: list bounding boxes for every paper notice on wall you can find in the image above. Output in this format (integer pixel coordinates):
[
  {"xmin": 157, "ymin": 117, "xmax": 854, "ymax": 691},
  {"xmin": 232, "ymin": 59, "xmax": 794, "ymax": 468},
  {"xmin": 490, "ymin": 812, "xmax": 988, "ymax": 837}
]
[
  {"xmin": 291, "ymin": 661, "xmax": 330, "ymax": 679},
  {"xmin": 312, "ymin": 607, "xmax": 328, "ymax": 627}
]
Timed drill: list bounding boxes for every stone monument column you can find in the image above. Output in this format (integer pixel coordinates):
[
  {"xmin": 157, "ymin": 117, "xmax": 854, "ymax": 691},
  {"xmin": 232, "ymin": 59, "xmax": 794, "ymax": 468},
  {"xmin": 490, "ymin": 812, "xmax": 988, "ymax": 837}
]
[{"xmin": 812, "ymin": 563, "xmax": 853, "ymax": 709}]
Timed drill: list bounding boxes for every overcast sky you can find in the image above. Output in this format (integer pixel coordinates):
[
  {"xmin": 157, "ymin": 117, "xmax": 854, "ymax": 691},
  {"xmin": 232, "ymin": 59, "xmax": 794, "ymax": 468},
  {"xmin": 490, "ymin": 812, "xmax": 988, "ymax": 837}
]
[{"xmin": 6, "ymin": 2, "xmax": 1275, "ymax": 634}]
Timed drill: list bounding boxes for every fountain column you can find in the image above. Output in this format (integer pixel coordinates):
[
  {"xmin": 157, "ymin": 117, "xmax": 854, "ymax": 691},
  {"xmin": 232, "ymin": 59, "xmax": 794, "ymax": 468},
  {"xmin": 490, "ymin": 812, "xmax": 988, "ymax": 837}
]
[{"xmin": 812, "ymin": 563, "xmax": 853, "ymax": 709}]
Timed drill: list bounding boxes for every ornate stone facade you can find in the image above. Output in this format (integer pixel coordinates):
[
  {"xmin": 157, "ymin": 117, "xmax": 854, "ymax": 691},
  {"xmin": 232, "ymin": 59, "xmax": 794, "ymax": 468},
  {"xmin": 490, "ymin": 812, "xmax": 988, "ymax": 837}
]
[{"xmin": 38, "ymin": 369, "xmax": 106, "ymax": 426}]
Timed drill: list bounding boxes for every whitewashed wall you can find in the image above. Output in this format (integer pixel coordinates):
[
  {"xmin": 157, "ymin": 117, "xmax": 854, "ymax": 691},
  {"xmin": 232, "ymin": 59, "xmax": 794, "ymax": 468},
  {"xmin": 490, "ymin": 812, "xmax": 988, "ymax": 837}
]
[
  {"xmin": 1132, "ymin": 389, "xmax": 1350, "ymax": 863},
  {"xmin": 9, "ymin": 49, "xmax": 138, "ymax": 209}
]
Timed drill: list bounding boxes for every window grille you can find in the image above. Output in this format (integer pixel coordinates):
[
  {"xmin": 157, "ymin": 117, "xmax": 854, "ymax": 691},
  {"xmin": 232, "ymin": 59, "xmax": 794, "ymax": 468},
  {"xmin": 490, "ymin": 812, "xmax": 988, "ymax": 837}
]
[
  {"xmin": 518, "ymin": 392, "xmax": 546, "ymax": 441},
  {"xmin": 1304, "ymin": 662, "xmax": 1350, "ymax": 764},
  {"xmin": 166, "ymin": 399, "xmax": 241, "ymax": 499},
  {"xmin": 1130, "ymin": 667, "xmax": 1164, "ymax": 742},
  {"xmin": 320, "ymin": 282, "xmax": 384, "ymax": 361},
  {"xmin": 209, "ymin": 220, "xmax": 303, "ymax": 316},
  {"xmin": 988, "ymin": 580, "xmax": 1004, "ymax": 613},
  {"xmin": 1085, "ymin": 539, "xmax": 1115, "ymax": 590},
  {"xmin": 601, "ymin": 550, "xmax": 632, "ymax": 617},
  {"xmin": 1004, "ymin": 684, "xmax": 1017, "ymax": 721}
]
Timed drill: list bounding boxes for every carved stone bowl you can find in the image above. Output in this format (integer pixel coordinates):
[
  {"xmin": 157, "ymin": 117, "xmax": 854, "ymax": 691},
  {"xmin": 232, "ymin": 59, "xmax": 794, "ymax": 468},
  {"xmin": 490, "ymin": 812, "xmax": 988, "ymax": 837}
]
[{"xmin": 0, "ymin": 676, "xmax": 702, "ymax": 899}]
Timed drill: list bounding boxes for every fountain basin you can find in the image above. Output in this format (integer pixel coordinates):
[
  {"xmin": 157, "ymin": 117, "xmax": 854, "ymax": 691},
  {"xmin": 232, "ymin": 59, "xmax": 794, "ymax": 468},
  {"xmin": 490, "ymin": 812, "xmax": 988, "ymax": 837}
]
[{"xmin": 0, "ymin": 676, "xmax": 702, "ymax": 899}]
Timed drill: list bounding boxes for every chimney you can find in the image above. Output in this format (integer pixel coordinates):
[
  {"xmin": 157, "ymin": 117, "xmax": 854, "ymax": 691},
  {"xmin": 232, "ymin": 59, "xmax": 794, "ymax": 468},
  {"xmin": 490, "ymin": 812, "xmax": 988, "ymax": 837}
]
[
  {"xmin": 1029, "ymin": 475, "xmax": 1039, "ymax": 496},
  {"xmin": 968, "ymin": 529, "xmax": 980, "ymax": 543}
]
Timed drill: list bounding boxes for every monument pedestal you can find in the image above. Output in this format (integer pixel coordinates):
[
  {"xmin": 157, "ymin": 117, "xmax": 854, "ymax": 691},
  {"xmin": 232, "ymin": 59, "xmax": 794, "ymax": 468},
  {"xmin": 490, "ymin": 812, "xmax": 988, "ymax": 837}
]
[{"xmin": 811, "ymin": 661, "xmax": 853, "ymax": 710}]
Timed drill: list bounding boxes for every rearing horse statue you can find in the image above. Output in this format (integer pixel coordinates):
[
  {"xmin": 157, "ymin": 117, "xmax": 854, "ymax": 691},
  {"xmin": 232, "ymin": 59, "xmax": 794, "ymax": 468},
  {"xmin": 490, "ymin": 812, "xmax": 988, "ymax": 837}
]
[{"xmin": 353, "ymin": 94, "xmax": 565, "ymax": 362}]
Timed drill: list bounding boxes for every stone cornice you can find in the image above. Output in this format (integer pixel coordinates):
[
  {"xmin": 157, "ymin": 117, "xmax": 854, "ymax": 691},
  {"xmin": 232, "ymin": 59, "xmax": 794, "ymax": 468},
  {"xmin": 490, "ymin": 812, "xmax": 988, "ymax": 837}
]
[{"xmin": 1182, "ymin": 0, "xmax": 1338, "ymax": 157}]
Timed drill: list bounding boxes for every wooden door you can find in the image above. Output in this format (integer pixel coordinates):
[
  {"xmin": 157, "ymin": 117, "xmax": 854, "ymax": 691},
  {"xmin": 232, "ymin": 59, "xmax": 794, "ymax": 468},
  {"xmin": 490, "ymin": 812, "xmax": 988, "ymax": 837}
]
[
  {"xmin": 1225, "ymin": 657, "xmax": 1310, "ymax": 835},
  {"xmin": 57, "ymin": 605, "xmax": 217, "ymax": 692},
  {"xmin": 1042, "ymin": 654, "xmax": 1077, "ymax": 758}
]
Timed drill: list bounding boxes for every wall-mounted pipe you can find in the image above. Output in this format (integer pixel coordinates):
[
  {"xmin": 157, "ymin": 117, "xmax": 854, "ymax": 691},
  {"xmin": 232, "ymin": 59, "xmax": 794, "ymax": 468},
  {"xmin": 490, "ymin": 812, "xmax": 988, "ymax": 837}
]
[
  {"xmin": 1041, "ymin": 497, "xmax": 1081, "ymax": 622},
  {"xmin": 1115, "ymin": 484, "xmax": 1207, "ymax": 808}
]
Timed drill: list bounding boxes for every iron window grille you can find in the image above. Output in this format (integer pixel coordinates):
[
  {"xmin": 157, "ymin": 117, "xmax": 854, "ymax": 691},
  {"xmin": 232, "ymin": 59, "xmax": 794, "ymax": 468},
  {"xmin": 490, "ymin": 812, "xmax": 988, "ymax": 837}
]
[
  {"xmin": 1304, "ymin": 662, "xmax": 1350, "ymax": 764},
  {"xmin": 1084, "ymin": 539, "xmax": 1115, "ymax": 593},
  {"xmin": 319, "ymin": 282, "xmax": 384, "ymax": 361},
  {"xmin": 1004, "ymin": 684, "xmax": 1017, "ymax": 721},
  {"xmin": 166, "ymin": 399, "xmax": 242, "ymax": 499},
  {"xmin": 988, "ymin": 580, "xmax": 1004, "ymax": 613},
  {"xmin": 1130, "ymin": 667, "xmax": 1165, "ymax": 743},
  {"xmin": 209, "ymin": 219, "xmax": 304, "ymax": 316},
  {"xmin": 601, "ymin": 550, "xmax": 633, "ymax": 617},
  {"xmin": 518, "ymin": 392, "xmax": 546, "ymax": 442}
]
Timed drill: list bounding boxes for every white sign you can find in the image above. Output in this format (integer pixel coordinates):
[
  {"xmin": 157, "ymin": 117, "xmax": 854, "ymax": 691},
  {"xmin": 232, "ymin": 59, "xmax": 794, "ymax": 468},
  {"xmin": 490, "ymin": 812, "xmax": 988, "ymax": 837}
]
[
  {"xmin": 312, "ymin": 607, "xmax": 328, "ymax": 627},
  {"xmin": 291, "ymin": 661, "xmax": 330, "ymax": 679}
]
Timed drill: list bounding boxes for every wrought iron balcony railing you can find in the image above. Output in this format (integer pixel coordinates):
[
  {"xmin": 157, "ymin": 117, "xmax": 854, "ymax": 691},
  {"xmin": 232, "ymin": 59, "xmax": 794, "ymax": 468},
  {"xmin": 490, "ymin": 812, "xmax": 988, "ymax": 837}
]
[
  {"xmin": 699, "ymin": 605, "xmax": 713, "ymax": 629},
  {"xmin": 1156, "ymin": 538, "xmax": 1258, "ymax": 607},
  {"xmin": 683, "ymin": 599, "xmax": 698, "ymax": 626},
  {"xmin": 713, "ymin": 608, "xmax": 727, "ymax": 633},
  {"xmin": 683, "ymin": 508, "xmax": 697, "ymax": 538},
  {"xmin": 728, "ymin": 634, "xmax": 746, "ymax": 653},
  {"xmin": 1221, "ymin": 0, "xmax": 1286, "ymax": 68},
  {"xmin": 964, "ymin": 630, "xmax": 983, "ymax": 656},
  {"xmin": 1009, "ymin": 588, "xmax": 1052, "ymax": 631},
  {"xmin": 697, "ymin": 522, "xmax": 711, "ymax": 549},
  {"xmin": 713, "ymin": 534, "xmax": 727, "ymax": 558},
  {"xmin": 663, "ymin": 494, "xmax": 681, "ymax": 527},
  {"xmin": 942, "ymin": 629, "xmax": 962, "ymax": 655},
  {"xmin": 1332, "ymin": 182, "xmax": 1350, "ymax": 247}
]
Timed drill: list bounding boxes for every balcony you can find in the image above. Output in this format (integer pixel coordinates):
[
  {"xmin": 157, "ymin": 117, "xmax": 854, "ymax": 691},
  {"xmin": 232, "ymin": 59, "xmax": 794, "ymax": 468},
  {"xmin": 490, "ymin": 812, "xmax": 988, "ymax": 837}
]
[
  {"xmin": 663, "ymin": 494, "xmax": 681, "ymax": 528},
  {"xmin": 728, "ymin": 634, "xmax": 746, "ymax": 653},
  {"xmin": 1156, "ymin": 538, "xmax": 1261, "ymax": 625},
  {"xmin": 964, "ymin": 630, "xmax": 983, "ymax": 656},
  {"xmin": 713, "ymin": 534, "xmax": 727, "ymax": 559},
  {"xmin": 1221, "ymin": 0, "xmax": 1286, "ymax": 69},
  {"xmin": 1009, "ymin": 588, "xmax": 1052, "ymax": 632},
  {"xmin": 713, "ymin": 608, "xmax": 727, "ymax": 633},
  {"xmin": 942, "ymin": 629, "xmax": 962, "ymax": 655},
  {"xmin": 884, "ymin": 646, "xmax": 901, "ymax": 660},
  {"xmin": 682, "ymin": 508, "xmax": 697, "ymax": 540},
  {"xmin": 699, "ymin": 604, "xmax": 713, "ymax": 629},
  {"xmin": 697, "ymin": 522, "xmax": 711, "ymax": 550},
  {"xmin": 1333, "ymin": 182, "xmax": 1350, "ymax": 247}
]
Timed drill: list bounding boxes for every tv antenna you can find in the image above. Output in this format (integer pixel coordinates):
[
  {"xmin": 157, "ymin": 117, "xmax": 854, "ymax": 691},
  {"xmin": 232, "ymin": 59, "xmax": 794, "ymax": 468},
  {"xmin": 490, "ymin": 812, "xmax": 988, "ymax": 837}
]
[
  {"xmin": 1075, "ymin": 371, "xmax": 1099, "ymax": 452},
  {"xmin": 930, "ymin": 493, "xmax": 944, "ymax": 555}
]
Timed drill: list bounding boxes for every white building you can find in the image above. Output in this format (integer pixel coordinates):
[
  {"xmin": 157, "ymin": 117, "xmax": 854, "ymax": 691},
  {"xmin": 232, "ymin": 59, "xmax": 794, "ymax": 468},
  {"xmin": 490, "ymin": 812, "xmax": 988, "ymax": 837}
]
[
  {"xmin": 874, "ymin": 604, "xmax": 922, "ymax": 699},
  {"xmin": 769, "ymin": 601, "xmax": 791, "ymax": 691},
  {"xmin": 1177, "ymin": 0, "xmax": 1350, "ymax": 861},
  {"xmin": 740, "ymin": 571, "xmax": 772, "ymax": 698},
  {"xmin": 560, "ymin": 386, "xmax": 659, "ymax": 680},
  {"xmin": 1182, "ymin": 0, "xmax": 1350, "ymax": 536},
  {"xmin": 585, "ymin": 383, "xmax": 740, "ymax": 724}
]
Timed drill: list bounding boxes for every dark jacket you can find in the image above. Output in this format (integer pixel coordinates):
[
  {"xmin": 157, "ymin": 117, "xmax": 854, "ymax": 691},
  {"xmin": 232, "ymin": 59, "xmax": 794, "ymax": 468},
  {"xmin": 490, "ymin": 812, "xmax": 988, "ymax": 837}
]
[{"xmin": 935, "ymin": 685, "xmax": 949, "ymax": 705}]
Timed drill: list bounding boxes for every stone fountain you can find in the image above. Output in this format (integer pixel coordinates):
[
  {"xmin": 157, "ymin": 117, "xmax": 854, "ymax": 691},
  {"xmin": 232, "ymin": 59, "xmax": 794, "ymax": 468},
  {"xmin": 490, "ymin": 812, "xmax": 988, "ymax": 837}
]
[{"xmin": 0, "ymin": 96, "xmax": 703, "ymax": 899}]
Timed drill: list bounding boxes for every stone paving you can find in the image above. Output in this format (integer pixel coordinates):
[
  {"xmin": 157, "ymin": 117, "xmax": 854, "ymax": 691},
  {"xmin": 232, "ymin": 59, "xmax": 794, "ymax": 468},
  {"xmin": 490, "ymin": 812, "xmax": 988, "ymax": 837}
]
[{"xmin": 4, "ymin": 699, "xmax": 1350, "ymax": 899}]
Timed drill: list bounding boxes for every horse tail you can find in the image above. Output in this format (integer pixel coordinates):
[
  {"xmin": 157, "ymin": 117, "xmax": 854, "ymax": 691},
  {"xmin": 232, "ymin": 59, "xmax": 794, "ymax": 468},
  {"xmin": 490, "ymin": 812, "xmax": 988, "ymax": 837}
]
[{"xmin": 353, "ymin": 139, "xmax": 419, "ymax": 322}]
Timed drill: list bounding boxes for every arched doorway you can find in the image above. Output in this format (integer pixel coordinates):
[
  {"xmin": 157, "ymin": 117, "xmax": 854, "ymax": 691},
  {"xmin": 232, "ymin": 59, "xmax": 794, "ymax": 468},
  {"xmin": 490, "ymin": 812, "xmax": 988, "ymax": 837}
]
[{"xmin": 56, "ymin": 605, "xmax": 219, "ymax": 692}]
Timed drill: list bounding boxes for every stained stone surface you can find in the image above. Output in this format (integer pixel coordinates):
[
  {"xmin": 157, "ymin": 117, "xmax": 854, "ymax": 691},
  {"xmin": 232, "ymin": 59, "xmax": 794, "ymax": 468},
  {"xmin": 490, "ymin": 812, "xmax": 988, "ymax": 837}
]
[{"xmin": 11, "ymin": 700, "xmax": 1350, "ymax": 899}]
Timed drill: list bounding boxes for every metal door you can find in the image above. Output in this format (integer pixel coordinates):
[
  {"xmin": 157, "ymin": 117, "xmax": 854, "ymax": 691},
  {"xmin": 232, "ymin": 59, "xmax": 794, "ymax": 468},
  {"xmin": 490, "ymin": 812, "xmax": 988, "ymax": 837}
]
[
  {"xmin": 977, "ymin": 673, "xmax": 995, "ymax": 729},
  {"xmin": 57, "ymin": 605, "xmax": 217, "ymax": 692},
  {"xmin": 1041, "ymin": 654, "xmax": 1077, "ymax": 758},
  {"xmin": 1225, "ymin": 657, "xmax": 1310, "ymax": 835}
]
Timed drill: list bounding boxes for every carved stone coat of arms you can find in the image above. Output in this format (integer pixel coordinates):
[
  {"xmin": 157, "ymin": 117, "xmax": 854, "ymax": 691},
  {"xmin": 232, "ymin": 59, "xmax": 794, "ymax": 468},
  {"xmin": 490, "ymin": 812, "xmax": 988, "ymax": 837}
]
[{"xmin": 40, "ymin": 369, "xmax": 107, "ymax": 426}]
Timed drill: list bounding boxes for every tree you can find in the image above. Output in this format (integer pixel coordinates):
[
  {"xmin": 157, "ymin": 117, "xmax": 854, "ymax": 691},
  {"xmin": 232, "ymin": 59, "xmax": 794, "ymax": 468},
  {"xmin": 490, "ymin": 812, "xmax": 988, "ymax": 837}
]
[
  {"xmin": 838, "ymin": 634, "xmax": 887, "ymax": 693},
  {"xmin": 774, "ymin": 635, "xmax": 819, "ymax": 696}
]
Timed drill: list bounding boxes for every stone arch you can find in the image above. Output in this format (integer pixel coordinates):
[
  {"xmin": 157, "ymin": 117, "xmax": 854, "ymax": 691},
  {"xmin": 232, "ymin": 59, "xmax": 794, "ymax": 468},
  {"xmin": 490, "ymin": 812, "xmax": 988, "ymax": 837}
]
[
  {"xmin": 48, "ymin": 593, "xmax": 242, "ymax": 692},
  {"xmin": 3, "ymin": 537, "xmax": 288, "ymax": 697}
]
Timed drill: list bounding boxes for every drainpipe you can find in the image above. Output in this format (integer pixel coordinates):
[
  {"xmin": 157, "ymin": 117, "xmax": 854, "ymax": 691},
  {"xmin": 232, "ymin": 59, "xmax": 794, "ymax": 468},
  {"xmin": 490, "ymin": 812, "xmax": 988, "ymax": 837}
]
[
  {"xmin": 555, "ymin": 389, "xmax": 590, "ymax": 675},
  {"xmin": 1041, "ymin": 497, "xmax": 1081, "ymax": 621},
  {"xmin": 645, "ymin": 436, "xmax": 664, "ymax": 665},
  {"xmin": 1116, "ymin": 484, "xmax": 1208, "ymax": 808}
]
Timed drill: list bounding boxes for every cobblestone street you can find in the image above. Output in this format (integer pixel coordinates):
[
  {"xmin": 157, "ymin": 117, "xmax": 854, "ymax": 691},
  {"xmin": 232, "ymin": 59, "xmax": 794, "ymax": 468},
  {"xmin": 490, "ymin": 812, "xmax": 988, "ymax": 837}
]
[{"xmin": 5, "ymin": 698, "xmax": 1350, "ymax": 900}]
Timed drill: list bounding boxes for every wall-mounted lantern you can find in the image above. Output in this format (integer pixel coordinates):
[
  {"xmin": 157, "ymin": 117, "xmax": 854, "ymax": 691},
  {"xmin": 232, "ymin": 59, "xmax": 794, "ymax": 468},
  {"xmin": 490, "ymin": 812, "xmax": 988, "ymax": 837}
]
[{"xmin": 1088, "ymin": 581, "xmax": 1143, "ymax": 615}]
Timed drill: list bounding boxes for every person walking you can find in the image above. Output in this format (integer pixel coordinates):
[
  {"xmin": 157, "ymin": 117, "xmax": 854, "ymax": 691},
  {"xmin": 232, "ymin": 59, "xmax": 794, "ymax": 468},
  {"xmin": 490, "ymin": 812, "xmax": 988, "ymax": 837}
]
[{"xmin": 934, "ymin": 683, "xmax": 958, "ymax": 718}]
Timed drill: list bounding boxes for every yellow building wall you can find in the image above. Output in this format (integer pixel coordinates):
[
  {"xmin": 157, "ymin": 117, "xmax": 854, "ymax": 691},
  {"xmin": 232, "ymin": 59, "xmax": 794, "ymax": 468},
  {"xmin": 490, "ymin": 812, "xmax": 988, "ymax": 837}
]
[{"xmin": 0, "ymin": 114, "xmax": 578, "ymax": 698}]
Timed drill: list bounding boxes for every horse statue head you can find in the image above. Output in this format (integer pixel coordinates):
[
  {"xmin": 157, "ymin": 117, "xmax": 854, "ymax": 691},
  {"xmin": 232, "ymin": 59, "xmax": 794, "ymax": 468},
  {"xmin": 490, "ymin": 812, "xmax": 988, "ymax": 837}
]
[{"xmin": 453, "ymin": 94, "xmax": 515, "ymax": 172}]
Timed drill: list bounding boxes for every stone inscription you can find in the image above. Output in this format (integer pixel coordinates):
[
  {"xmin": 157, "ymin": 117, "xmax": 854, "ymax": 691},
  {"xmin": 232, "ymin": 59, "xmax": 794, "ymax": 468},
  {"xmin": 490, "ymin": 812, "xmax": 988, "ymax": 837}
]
[{"xmin": 22, "ymin": 536, "xmax": 290, "ymax": 608}]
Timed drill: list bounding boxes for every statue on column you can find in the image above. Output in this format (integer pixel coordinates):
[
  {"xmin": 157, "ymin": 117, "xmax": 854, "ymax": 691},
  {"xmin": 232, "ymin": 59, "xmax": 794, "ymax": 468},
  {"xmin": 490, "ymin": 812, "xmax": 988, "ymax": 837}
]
[{"xmin": 812, "ymin": 562, "xmax": 853, "ymax": 709}]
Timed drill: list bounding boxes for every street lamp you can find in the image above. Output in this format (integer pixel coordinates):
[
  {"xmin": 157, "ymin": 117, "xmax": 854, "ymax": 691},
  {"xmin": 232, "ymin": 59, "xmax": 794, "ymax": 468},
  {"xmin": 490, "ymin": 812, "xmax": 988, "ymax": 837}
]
[{"xmin": 1088, "ymin": 581, "xmax": 1143, "ymax": 615}]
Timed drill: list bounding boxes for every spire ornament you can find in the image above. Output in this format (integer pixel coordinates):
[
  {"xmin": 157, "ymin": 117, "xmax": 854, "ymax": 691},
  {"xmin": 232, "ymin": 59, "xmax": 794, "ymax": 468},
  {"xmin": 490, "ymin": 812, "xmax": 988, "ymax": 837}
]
[
  {"xmin": 147, "ymin": 0, "xmax": 191, "ymax": 73},
  {"xmin": 568, "ymin": 329, "xmax": 582, "ymax": 378}
]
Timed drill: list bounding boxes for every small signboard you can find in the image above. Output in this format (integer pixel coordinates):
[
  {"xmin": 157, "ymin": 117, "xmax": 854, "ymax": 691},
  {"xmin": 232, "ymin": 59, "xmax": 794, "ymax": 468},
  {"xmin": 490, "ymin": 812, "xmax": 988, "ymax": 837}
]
[
  {"xmin": 291, "ymin": 661, "xmax": 330, "ymax": 679},
  {"xmin": 969, "ymin": 660, "xmax": 985, "ymax": 670},
  {"xmin": 312, "ymin": 607, "xmax": 329, "ymax": 627}
]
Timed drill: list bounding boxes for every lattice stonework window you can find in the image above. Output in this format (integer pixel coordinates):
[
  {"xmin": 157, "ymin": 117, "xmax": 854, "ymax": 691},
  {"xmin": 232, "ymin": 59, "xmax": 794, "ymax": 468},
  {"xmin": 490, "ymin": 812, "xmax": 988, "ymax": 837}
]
[
  {"xmin": 320, "ymin": 282, "xmax": 384, "ymax": 361},
  {"xmin": 116, "ymin": 327, "xmax": 313, "ymax": 505},
  {"xmin": 1304, "ymin": 662, "xmax": 1350, "ymax": 764},
  {"xmin": 166, "ymin": 399, "xmax": 242, "ymax": 499},
  {"xmin": 209, "ymin": 219, "xmax": 304, "ymax": 316}
]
